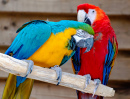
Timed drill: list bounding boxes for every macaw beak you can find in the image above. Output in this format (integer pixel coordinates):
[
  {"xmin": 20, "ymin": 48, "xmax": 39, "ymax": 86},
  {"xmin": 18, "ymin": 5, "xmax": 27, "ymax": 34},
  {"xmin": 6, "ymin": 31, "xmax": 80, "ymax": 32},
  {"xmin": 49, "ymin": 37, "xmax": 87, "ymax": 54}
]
[
  {"xmin": 84, "ymin": 15, "xmax": 91, "ymax": 26},
  {"xmin": 73, "ymin": 29, "xmax": 94, "ymax": 53},
  {"xmin": 77, "ymin": 10, "xmax": 91, "ymax": 26},
  {"xmin": 76, "ymin": 38, "xmax": 94, "ymax": 53}
]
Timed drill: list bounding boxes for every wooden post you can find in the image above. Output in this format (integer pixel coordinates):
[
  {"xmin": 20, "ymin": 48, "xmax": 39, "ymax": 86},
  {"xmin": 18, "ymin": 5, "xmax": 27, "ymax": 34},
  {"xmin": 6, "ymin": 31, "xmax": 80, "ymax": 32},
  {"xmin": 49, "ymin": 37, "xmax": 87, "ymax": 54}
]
[{"xmin": 0, "ymin": 53, "xmax": 115, "ymax": 97}]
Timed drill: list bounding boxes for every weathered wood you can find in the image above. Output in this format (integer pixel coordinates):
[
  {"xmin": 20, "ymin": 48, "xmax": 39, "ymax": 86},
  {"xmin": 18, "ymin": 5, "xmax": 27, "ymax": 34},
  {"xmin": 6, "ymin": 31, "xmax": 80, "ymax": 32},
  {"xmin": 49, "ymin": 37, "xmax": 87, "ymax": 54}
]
[
  {"xmin": 110, "ymin": 16, "xmax": 130, "ymax": 50},
  {"xmin": 109, "ymin": 50, "xmax": 130, "ymax": 80},
  {"xmin": 0, "ymin": 53, "xmax": 115, "ymax": 97},
  {"xmin": 110, "ymin": 58, "xmax": 130, "ymax": 80},
  {"xmin": 0, "ymin": 50, "xmax": 130, "ymax": 80},
  {"xmin": 0, "ymin": 80, "xmax": 77, "ymax": 99},
  {"xmin": 0, "ymin": 80, "xmax": 130, "ymax": 99},
  {"xmin": 0, "ymin": 13, "xmax": 129, "ymax": 49},
  {"xmin": 0, "ymin": 0, "xmax": 129, "ymax": 15}
]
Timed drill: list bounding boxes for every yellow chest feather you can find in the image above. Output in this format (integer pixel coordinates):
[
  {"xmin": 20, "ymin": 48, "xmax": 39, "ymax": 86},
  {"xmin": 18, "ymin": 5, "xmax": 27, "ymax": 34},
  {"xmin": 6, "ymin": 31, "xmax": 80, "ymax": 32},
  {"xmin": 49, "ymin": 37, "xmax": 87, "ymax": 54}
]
[{"xmin": 28, "ymin": 28, "xmax": 76, "ymax": 67}]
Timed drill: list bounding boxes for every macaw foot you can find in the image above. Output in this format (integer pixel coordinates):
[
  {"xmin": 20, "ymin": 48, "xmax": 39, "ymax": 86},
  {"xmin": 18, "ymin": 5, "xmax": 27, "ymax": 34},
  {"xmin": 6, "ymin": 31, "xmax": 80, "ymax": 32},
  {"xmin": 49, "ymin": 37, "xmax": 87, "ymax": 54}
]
[
  {"xmin": 84, "ymin": 74, "xmax": 91, "ymax": 89},
  {"xmin": 22, "ymin": 60, "xmax": 34, "ymax": 77},
  {"xmin": 51, "ymin": 65, "xmax": 62, "ymax": 85},
  {"xmin": 92, "ymin": 79, "xmax": 101, "ymax": 97}
]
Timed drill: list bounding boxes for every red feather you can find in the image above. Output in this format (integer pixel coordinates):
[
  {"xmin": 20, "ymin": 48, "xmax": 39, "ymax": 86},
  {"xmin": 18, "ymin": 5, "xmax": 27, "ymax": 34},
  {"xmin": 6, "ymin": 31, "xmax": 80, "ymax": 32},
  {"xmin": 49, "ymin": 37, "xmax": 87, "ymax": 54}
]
[{"xmin": 73, "ymin": 3, "xmax": 118, "ymax": 99}]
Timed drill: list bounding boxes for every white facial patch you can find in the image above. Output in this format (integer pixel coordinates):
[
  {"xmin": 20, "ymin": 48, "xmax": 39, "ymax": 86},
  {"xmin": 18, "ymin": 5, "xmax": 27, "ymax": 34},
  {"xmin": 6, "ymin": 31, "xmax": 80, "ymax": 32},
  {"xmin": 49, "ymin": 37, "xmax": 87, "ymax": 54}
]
[
  {"xmin": 87, "ymin": 9, "xmax": 97, "ymax": 24},
  {"xmin": 73, "ymin": 35, "xmax": 84, "ymax": 43},
  {"xmin": 77, "ymin": 10, "xmax": 86, "ymax": 22},
  {"xmin": 73, "ymin": 29, "xmax": 94, "ymax": 43}
]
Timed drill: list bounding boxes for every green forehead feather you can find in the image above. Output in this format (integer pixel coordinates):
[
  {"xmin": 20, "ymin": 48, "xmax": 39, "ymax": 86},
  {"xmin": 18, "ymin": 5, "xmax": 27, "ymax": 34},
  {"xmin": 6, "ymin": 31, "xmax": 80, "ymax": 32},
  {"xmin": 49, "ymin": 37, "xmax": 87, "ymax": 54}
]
[{"xmin": 79, "ymin": 23, "xmax": 94, "ymax": 35}]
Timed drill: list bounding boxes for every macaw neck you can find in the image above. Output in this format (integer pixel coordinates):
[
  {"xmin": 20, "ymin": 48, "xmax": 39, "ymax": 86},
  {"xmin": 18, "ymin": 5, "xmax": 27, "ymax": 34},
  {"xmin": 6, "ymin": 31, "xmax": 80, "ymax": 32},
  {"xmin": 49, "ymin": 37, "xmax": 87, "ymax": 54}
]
[
  {"xmin": 92, "ymin": 19, "xmax": 113, "ymax": 35},
  {"xmin": 92, "ymin": 20, "xmax": 115, "ymax": 42}
]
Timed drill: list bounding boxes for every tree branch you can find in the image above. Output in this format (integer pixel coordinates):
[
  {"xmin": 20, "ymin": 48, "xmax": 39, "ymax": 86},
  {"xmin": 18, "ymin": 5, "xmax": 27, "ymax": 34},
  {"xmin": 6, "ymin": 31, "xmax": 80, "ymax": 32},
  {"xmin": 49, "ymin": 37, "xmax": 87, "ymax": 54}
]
[{"xmin": 0, "ymin": 53, "xmax": 115, "ymax": 97}]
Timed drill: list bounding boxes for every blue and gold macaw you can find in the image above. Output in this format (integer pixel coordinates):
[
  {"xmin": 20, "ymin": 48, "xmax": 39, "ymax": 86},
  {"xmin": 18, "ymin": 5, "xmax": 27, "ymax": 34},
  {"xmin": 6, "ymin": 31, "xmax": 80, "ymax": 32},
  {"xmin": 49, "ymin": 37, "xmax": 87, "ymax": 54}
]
[{"xmin": 2, "ymin": 20, "xmax": 94, "ymax": 99}]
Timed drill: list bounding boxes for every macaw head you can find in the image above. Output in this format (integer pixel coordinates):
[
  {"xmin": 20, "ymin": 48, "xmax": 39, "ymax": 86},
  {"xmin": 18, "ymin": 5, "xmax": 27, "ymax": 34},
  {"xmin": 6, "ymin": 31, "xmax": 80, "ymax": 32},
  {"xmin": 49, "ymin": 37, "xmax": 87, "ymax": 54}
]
[
  {"xmin": 77, "ymin": 3, "xmax": 110, "ymax": 32},
  {"xmin": 73, "ymin": 29, "xmax": 94, "ymax": 53}
]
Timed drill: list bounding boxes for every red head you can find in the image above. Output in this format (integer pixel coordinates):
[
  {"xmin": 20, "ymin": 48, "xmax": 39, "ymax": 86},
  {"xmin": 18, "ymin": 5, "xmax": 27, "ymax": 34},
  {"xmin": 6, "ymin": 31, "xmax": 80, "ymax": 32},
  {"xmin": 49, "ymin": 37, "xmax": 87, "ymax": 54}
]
[{"xmin": 77, "ymin": 3, "xmax": 110, "ymax": 33}]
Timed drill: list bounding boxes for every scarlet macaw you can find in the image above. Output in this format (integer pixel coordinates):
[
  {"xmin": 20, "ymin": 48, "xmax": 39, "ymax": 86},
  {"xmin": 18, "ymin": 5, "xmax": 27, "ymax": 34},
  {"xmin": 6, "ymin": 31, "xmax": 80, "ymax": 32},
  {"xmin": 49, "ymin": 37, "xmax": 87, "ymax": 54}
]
[
  {"xmin": 2, "ymin": 20, "xmax": 94, "ymax": 99},
  {"xmin": 72, "ymin": 4, "xmax": 118, "ymax": 99}
]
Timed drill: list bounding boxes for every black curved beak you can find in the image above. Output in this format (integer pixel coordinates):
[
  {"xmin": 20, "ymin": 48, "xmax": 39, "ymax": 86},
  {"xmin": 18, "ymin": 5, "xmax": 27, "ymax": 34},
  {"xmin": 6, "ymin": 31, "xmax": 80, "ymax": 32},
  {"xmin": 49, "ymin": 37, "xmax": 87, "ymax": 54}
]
[{"xmin": 84, "ymin": 15, "xmax": 91, "ymax": 26}]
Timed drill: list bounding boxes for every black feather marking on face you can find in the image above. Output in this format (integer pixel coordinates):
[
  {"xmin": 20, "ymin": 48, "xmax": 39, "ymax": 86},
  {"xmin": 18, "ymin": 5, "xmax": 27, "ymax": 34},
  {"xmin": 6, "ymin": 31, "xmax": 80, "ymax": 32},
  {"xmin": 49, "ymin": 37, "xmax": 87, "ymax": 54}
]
[{"xmin": 66, "ymin": 36, "xmax": 77, "ymax": 50}]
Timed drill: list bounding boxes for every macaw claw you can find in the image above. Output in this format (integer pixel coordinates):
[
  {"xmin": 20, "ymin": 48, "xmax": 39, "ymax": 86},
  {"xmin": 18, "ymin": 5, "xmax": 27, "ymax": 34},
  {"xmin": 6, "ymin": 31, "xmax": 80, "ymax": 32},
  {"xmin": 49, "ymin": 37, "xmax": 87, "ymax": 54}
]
[
  {"xmin": 92, "ymin": 79, "xmax": 101, "ymax": 97},
  {"xmin": 84, "ymin": 74, "xmax": 91, "ymax": 89},
  {"xmin": 23, "ymin": 60, "xmax": 34, "ymax": 78},
  {"xmin": 51, "ymin": 65, "xmax": 62, "ymax": 85}
]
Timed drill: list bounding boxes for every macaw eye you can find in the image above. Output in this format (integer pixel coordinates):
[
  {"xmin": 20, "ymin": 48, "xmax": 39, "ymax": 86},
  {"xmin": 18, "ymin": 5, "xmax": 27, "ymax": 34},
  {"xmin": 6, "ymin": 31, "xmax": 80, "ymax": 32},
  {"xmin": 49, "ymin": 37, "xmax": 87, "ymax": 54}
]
[{"xmin": 92, "ymin": 10, "xmax": 95, "ymax": 13}]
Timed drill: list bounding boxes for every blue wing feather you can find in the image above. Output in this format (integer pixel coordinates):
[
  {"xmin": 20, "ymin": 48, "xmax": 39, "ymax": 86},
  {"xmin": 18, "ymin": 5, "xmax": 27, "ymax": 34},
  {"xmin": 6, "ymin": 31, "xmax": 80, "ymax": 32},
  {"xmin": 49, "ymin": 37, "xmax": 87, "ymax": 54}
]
[
  {"xmin": 60, "ymin": 51, "xmax": 75, "ymax": 66},
  {"xmin": 16, "ymin": 20, "xmax": 47, "ymax": 33},
  {"xmin": 103, "ymin": 40, "xmax": 115, "ymax": 85},
  {"xmin": 5, "ymin": 20, "xmax": 51, "ymax": 87},
  {"xmin": 5, "ymin": 20, "xmax": 51, "ymax": 59},
  {"xmin": 71, "ymin": 47, "xmax": 81, "ymax": 74}
]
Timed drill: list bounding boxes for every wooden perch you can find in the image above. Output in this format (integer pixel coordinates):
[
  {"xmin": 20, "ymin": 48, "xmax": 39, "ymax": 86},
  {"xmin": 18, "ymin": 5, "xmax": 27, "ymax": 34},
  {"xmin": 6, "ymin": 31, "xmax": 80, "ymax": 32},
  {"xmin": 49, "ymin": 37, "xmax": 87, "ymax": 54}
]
[{"xmin": 0, "ymin": 53, "xmax": 115, "ymax": 97}]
